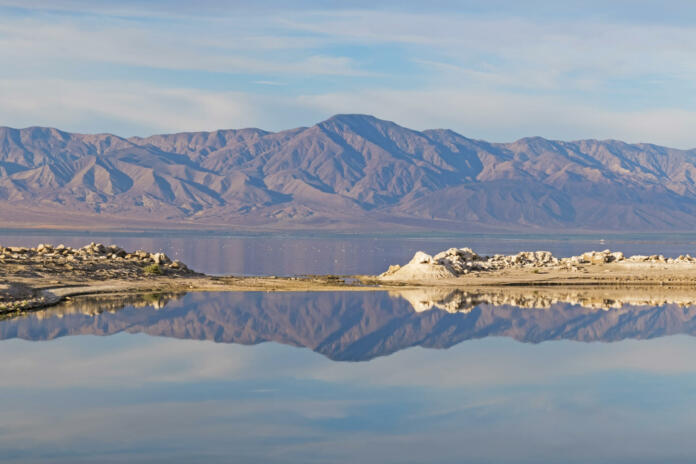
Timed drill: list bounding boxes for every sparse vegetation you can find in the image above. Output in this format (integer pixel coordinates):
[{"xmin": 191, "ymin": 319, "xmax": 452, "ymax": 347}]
[{"xmin": 143, "ymin": 264, "xmax": 164, "ymax": 275}]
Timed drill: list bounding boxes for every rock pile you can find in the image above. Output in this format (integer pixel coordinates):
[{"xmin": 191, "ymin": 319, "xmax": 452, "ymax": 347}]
[
  {"xmin": 0, "ymin": 243, "xmax": 196, "ymax": 314},
  {"xmin": 379, "ymin": 247, "xmax": 696, "ymax": 281},
  {"xmin": 0, "ymin": 242, "xmax": 190, "ymax": 273}
]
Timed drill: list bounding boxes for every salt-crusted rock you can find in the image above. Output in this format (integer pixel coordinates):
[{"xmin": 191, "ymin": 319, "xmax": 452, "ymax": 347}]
[
  {"xmin": 433, "ymin": 247, "xmax": 479, "ymax": 262},
  {"xmin": 412, "ymin": 251, "xmax": 433, "ymax": 264},
  {"xmin": 151, "ymin": 252, "xmax": 171, "ymax": 265},
  {"xmin": 170, "ymin": 260, "xmax": 187, "ymax": 270},
  {"xmin": 37, "ymin": 243, "xmax": 55, "ymax": 254},
  {"xmin": 381, "ymin": 264, "xmax": 401, "ymax": 276},
  {"xmin": 379, "ymin": 246, "xmax": 695, "ymax": 282},
  {"xmin": 380, "ymin": 251, "xmax": 457, "ymax": 281}
]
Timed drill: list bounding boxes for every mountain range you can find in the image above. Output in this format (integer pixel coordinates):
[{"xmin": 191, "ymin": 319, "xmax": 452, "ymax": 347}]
[{"xmin": 2, "ymin": 114, "xmax": 696, "ymax": 231}]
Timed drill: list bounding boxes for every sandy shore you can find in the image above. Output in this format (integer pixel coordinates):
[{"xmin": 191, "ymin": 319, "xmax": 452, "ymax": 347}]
[{"xmin": 0, "ymin": 273, "xmax": 374, "ymax": 315}]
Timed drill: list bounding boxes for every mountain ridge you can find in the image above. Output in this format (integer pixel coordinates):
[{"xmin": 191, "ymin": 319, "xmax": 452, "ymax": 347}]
[{"xmin": 2, "ymin": 114, "xmax": 696, "ymax": 231}]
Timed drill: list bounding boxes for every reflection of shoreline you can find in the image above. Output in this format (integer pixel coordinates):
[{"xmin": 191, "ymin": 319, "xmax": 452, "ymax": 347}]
[
  {"xmin": 2, "ymin": 293, "xmax": 186, "ymax": 321},
  {"xmin": 391, "ymin": 287, "xmax": 696, "ymax": 312},
  {"xmin": 4, "ymin": 291, "xmax": 696, "ymax": 361}
]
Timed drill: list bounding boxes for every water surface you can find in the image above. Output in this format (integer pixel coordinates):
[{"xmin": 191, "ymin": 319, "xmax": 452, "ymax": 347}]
[
  {"xmin": 2, "ymin": 229, "xmax": 696, "ymax": 275},
  {"xmin": 2, "ymin": 291, "xmax": 696, "ymax": 463},
  {"xmin": 3, "ymin": 231, "xmax": 696, "ymax": 462}
]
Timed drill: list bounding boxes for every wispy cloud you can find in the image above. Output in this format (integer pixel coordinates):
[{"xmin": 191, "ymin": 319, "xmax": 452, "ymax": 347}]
[
  {"xmin": 253, "ymin": 80, "xmax": 287, "ymax": 86},
  {"xmin": 1, "ymin": 2, "xmax": 696, "ymax": 145},
  {"xmin": 0, "ymin": 17, "xmax": 367, "ymax": 76},
  {"xmin": 3, "ymin": 78, "xmax": 696, "ymax": 148}
]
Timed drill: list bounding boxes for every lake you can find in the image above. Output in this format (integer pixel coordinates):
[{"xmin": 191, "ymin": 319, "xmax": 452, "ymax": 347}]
[
  {"xmin": 2, "ymin": 231, "xmax": 696, "ymax": 463},
  {"xmin": 3, "ymin": 229, "xmax": 696, "ymax": 275}
]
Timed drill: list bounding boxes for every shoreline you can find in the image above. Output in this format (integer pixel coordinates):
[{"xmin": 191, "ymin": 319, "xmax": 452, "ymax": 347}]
[
  {"xmin": 5, "ymin": 243, "xmax": 696, "ymax": 316},
  {"xmin": 5, "ymin": 265, "xmax": 696, "ymax": 316}
]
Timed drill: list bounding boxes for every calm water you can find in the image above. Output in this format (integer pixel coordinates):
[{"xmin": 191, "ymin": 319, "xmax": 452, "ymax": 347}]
[
  {"xmin": 3, "ymin": 231, "xmax": 696, "ymax": 463},
  {"xmin": 3, "ymin": 229, "xmax": 696, "ymax": 275}
]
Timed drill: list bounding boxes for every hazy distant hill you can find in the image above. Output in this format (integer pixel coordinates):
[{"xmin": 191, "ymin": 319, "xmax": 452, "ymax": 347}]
[{"xmin": 2, "ymin": 114, "xmax": 696, "ymax": 231}]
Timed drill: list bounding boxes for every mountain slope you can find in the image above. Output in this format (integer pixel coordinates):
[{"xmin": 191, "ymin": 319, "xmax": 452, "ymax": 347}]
[{"xmin": 2, "ymin": 115, "xmax": 696, "ymax": 231}]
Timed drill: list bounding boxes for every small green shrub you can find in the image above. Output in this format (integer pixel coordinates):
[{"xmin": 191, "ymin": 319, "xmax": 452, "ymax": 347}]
[{"xmin": 143, "ymin": 264, "xmax": 164, "ymax": 275}]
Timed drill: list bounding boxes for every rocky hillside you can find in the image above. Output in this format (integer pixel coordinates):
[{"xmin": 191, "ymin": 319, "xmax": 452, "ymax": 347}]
[{"xmin": 2, "ymin": 114, "xmax": 696, "ymax": 230}]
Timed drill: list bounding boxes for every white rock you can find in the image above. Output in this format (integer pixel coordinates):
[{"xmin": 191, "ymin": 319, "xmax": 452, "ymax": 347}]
[{"xmin": 380, "ymin": 251, "xmax": 457, "ymax": 281}]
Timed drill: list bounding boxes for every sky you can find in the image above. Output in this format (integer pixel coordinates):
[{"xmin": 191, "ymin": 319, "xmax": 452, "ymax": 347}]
[{"xmin": 2, "ymin": 0, "xmax": 696, "ymax": 147}]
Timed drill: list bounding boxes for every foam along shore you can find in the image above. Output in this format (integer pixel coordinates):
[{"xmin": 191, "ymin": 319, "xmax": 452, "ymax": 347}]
[{"xmin": 378, "ymin": 247, "xmax": 696, "ymax": 283}]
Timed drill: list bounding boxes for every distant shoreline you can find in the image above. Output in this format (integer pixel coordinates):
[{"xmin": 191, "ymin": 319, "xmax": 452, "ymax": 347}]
[{"xmin": 4, "ymin": 227, "xmax": 696, "ymax": 240}]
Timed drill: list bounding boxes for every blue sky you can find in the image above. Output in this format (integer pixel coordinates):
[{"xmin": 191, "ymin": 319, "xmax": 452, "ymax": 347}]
[{"xmin": 2, "ymin": 1, "xmax": 696, "ymax": 147}]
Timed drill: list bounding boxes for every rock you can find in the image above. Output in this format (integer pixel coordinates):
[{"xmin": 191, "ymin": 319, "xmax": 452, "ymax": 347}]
[
  {"xmin": 412, "ymin": 251, "xmax": 433, "ymax": 264},
  {"xmin": 150, "ymin": 253, "xmax": 171, "ymax": 265},
  {"xmin": 380, "ymin": 251, "xmax": 457, "ymax": 281},
  {"xmin": 579, "ymin": 249, "xmax": 625, "ymax": 264},
  {"xmin": 382, "ymin": 264, "xmax": 401, "ymax": 276},
  {"xmin": 433, "ymin": 247, "xmax": 479, "ymax": 262},
  {"xmin": 379, "ymin": 246, "xmax": 696, "ymax": 281}
]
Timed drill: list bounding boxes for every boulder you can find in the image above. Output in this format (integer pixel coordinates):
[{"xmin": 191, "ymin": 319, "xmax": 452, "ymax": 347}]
[
  {"xmin": 37, "ymin": 244, "xmax": 53, "ymax": 253},
  {"xmin": 151, "ymin": 252, "xmax": 171, "ymax": 265}
]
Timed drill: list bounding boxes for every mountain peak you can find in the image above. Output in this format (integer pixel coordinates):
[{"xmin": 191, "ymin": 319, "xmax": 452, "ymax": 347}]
[
  {"xmin": 318, "ymin": 114, "xmax": 400, "ymax": 131},
  {"xmin": 322, "ymin": 113, "xmax": 382, "ymax": 123}
]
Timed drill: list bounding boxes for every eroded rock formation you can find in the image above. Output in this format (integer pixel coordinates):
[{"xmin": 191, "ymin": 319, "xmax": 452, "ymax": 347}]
[{"xmin": 380, "ymin": 247, "xmax": 696, "ymax": 281}]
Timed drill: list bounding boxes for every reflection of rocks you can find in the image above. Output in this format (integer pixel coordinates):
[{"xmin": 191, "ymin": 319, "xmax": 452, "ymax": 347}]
[
  {"xmin": 0, "ymin": 282, "xmax": 54, "ymax": 314},
  {"xmin": 3, "ymin": 293, "xmax": 185, "ymax": 321},
  {"xmin": 391, "ymin": 288, "xmax": 696, "ymax": 312},
  {"xmin": 4, "ymin": 291, "xmax": 696, "ymax": 361},
  {"xmin": 394, "ymin": 289, "xmax": 479, "ymax": 313}
]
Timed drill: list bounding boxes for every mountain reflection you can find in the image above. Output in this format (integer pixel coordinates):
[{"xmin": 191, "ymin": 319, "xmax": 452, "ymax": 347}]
[{"xmin": 3, "ymin": 290, "xmax": 696, "ymax": 361}]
